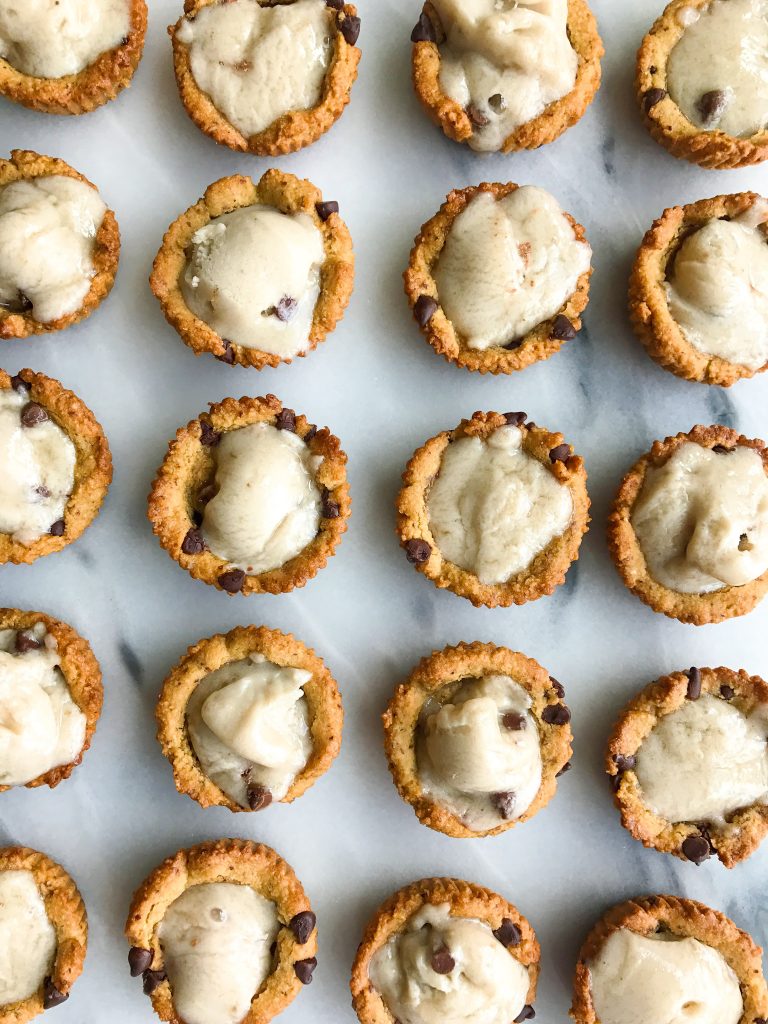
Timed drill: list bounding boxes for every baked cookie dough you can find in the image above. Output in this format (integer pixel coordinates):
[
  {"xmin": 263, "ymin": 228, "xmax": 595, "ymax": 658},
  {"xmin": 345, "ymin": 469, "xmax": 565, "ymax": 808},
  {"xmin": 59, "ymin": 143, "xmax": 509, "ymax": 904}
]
[
  {"xmin": 0, "ymin": 0, "xmax": 146, "ymax": 115},
  {"xmin": 351, "ymin": 877, "xmax": 539, "ymax": 1024},
  {"xmin": 607, "ymin": 667, "xmax": 768, "ymax": 868},
  {"xmin": 636, "ymin": 0, "xmax": 768, "ymax": 169},
  {"xmin": 169, "ymin": 0, "xmax": 361, "ymax": 156},
  {"xmin": 0, "ymin": 369, "xmax": 112, "ymax": 565},
  {"xmin": 607, "ymin": 425, "xmax": 768, "ymax": 624},
  {"xmin": 126, "ymin": 839, "xmax": 317, "ymax": 1024},
  {"xmin": 404, "ymin": 182, "xmax": 592, "ymax": 373},
  {"xmin": 396, "ymin": 411, "xmax": 589, "ymax": 607},
  {"xmin": 0, "ymin": 609, "xmax": 101, "ymax": 793},
  {"xmin": 629, "ymin": 192, "xmax": 768, "ymax": 386},
  {"xmin": 571, "ymin": 895, "xmax": 768, "ymax": 1024},
  {"xmin": 150, "ymin": 169, "xmax": 354, "ymax": 370},
  {"xmin": 148, "ymin": 394, "xmax": 349, "ymax": 596},
  {"xmin": 0, "ymin": 846, "xmax": 87, "ymax": 1023},
  {"xmin": 383, "ymin": 642, "xmax": 572, "ymax": 839},
  {"xmin": 0, "ymin": 150, "xmax": 120, "ymax": 340},
  {"xmin": 157, "ymin": 625, "xmax": 342, "ymax": 812},
  {"xmin": 410, "ymin": 0, "xmax": 603, "ymax": 153}
]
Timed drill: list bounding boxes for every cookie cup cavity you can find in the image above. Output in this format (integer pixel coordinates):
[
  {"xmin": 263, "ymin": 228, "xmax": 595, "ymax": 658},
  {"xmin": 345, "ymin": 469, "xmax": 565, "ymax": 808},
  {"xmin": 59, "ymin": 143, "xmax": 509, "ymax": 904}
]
[
  {"xmin": 404, "ymin": 182, "xmax": 591, "ymax": 373},
  {"xmin": 607, "ymin": 425, "xmax": 768, "ymax": 625},
  {"xmin": 150, "ymin": 169, "xmax": 354, "ymax": 369},
  {"xmin": 0, "ymin": 846, "xmax": 87, "ymax": 1024},
  {"xmin": 396, "ymin": 411, "xmax": 590, "ymax": 607},
  {"xmin": 383, "ymin": 642, "xmax": 572, "ymax": 838},
  {"xmin": 571, "ymin": 895, "xmax": 768, "ymax": 1024},
  {"xmin": 411, "ymin": 0, "xmax": 602, "ymax": 152},
  {"xmin": 629, "ymin": 193, "xmax": 767, "ymax": 386},
  {"xmin": 147, "ymin": 394, "xmax": 350, "ymax": 596},
  {"xmin": 125, "ymin": 839, "xmax": 316, "ymax": 1024},
  {"xmin": 0, "ymin": 151, "xmax": 120, "ymax": 340},
  {"xmin": 169, "ymin": 0, "xmax": 361, "ymax": 156}
]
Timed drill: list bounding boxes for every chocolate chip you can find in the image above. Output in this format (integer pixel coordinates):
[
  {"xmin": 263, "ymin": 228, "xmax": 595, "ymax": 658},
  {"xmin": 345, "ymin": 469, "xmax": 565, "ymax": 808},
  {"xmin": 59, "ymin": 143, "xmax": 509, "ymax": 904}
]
[
  {"xmin": 49, "ymin": 519, "xmax": 65, "ymax": 537},
  {"xmin": 712, "ymin": 444, "xmax": 731, "ymax": 453},
  {"xmin": 503, "ymin": 412, "xmax": 527, "ymax": 426},
  {"xmin": 197, "ymin": 483, "xmax": 217, "ymax": 505},
  {"xmin": 557, "ymin": 760, "xmax": 572, "ymax": 777},
  {"xmin": 515, "ymin": 1006, "xmax": 536, "ymax": 1023},
  {"xmin": 276, "ymin": 296, "xmax": 298, "ymax": 322},
  {"xmin": 643, "ymin": 87, "xmax": 666, "ymax": 112},
  {"xmin": 321, "ymin": 490, "xmax": 340, "ymax": 519},
  {"xmin": 218, "ymin": 569, "xmax": 245, "ymax": 593},
  {"xmin": 15, "ymin": 630, "xmax": 42, "ymax": 653},
  {"xmin": 685, "ymin": 667, "xmax": 702, "ymax": 701},
  {"xmin": 493, "ymin": 791, "xmax": 516, "ymax": 820},
  {"xmin": 404, "ymin": 538, "xmax": 431, "ymax": 564},
  {"xmin": 549, "ymin": 444, "xmax": 570, "ymax": 463},
  {"xmin": 411, "ymin": 12, "xmax": 436, "ymax": 42},
  {"xmin": 142, "ymin": 969, "xmax": 166, "ymax": 995},
  {"xmin": 542, "ymin": 703, "xmax": 571, "ymax": 725},
  {"xmin": 430, "ymin": 946, "xmax": 455, "ymax": 974},
  {"xmin": 276, "ymin": 408, "xmax": 296, "ymax": 432},
  {"xmin": 550, "ymin": 677, "xmax": 565, "ymax": 698},
  {"xmin": 649, "ymin": 65, "xmax": 657, "ymax": 74},
  {"xmin": 682, "ymin": 834, "xmax": 711, "ymax": 865},
  {"xmin": 9, "ymin": 374, "xmax": 26, "ymax": 392},
  {"xmin": 326, "ymin": 0, "xmax": 343, "ymax": 8},
  {"xmin": 35, "ymin": 485, "xmax": 51, "ymax": 498},
  {"xmin": 413, "ymin": 294, "xmax": 438, "ymax": 328},
  {"xmin": 502, "ymin": 712, "xmax": 526, "ymax": 731},
  {"xmin": 128, "ymin": 947, "xmax": 153, "ymax": 977},
  {"xmin": 43, "ymin": 978, "xmax": 68, "ymax": 1009},
  {"xmin": 696, "ymin": 89, "xmax": 728, "ymax": 125},
  {"xmin": 199, "ymin": 420, "xmax": 220, "ymax": 447},
  {"xmin": 493, "ymin": 919, "xmax": 522, "ymax": 946},
  {"xmin": 551, "ymin": 314, "xmax": 576, "ymax": 341},
  {"xmin": 294, "ymin": 957, "xmax": 317, "ymax": 984},
  {"xmin": 247, "ymin": 782, "xmax": 272, "ymax": 811},
  {"xmin": 0, "ymin": 291, "xmax": 32, "ymax": 313},
  {"xmin": 504, "ymin": 338, "xmax": 523, "ymax": 350},
  {"xmin": 181, "ymin": 527, "xmax": 206, "ymax": 555},
  {"xmin": 315, "ymin": 200, "xmax": 339, "ymax": 221},
  {"xmin": 613, "ymin": 754, "xmax": 637, "ymax": 772},
  {"xmin": 20, "ymin": 402, "xmax": 48, "ymax": 427},
  {"xmin": 304, "ymin": 424, "xmax": 317, "ymax": 443},
  {"xmin": 340, "ymin": 14, "xmax": 360, "ymax": 45},
  {"xmin": 217, "ymin": 341, "xmax": 235, "ymax": 364},
  {"xmin": 289, "ymin": 911, "xmax": 317, "ymax": 945},
  {"xmin": 488, "ymin": 92, "xmax": 506, "ymax": 113},
  {"xmin": 466, "ymin": 102, "xmax": 489, "ymax": 127},
  {"xmin": 721, "ymin": 685, "xmax": 735, "ymax": 700}
]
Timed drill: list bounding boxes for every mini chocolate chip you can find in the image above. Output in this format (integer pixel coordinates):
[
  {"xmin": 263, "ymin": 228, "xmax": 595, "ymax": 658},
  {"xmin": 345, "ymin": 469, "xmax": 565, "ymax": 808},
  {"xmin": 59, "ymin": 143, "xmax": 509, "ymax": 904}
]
[
  {"xmin": 326, "ymin": 0, "xmax": 343, "ymax": 8},
  {"xmin": 696, "ymin": 89, "xmax": 728, "ymax": 124},
  {"xmin": 43, "ymin": 978, "xmax": 68, "ymax": 1009},
  {"xmin": 549, "ymin": 443, "xmax": 570, "ymax": 463},
  {"xmin": 247, "ymin": 782, "xmax": 273, "ymax": 811},
  {"xmin": 49, "ymin": 519, "xmax": 65, "ymax": 537},
  {"xmin": 36, "ymin": 485, "xmax": 51, "ymax": 498},
  {"xmin": 181, "ymin": 527, "xmax": 206, "ymax": 555},
  {"xmin": 315, "ymin": 200, "xmax": 339, "ymax": 221},
  {"xmin": 551, "ymin": 314, "xmax": 576, "ymax": 341},
  {"xmin": 550, "ymin": 677, "xmax": 565, "ymax": 698},
  {"xmin": 411, "ymin": 12, "xmax": 436, "ymax": 42},
  {"xmin": 142, "ymin": 969, "xmax": 166, "ymax": 995},
  {"xmin": 276, "ymin": 296, "xmax": 298, "ymax": 322},
  {"xmin": 414, "ymin": 294, "xmax": 438, "ymax": 328},
  {"xmin": 199, "ymin": 420, "xmax": 221, "ymax": 447},
  {"xmin": 503, "ymin": 412, "xmax": 527, "ymax": 426},
  {"xmin": 21, "ymin": 402, "xmax": 48, "ymax": 427},
  {"xmin": 503, "ymin": 338, "xmax": 523, "ymax": 350},
  {"xmin": 294, "ymin": 957, "xmax": 317, "ymax": 984},
  {"xmin": 502, "ymin": 712, "xmax": 526, "ymax": 731},
  {"xmin": 613, "ymin": 754, "xmax": 637, "ymax": 772},
  {"xmin": 643, "ymin": 87, "xmax": 666, "ymax": 112},
  {"xmin": 9, "ymin": 374, "xmax": 26, "ymax": 392},
  {"xmin": 304, "ymin": 424, "xmax": 318, "ymax": 443},
  {"xmin": 515, "ymin": 1006, "xmax": 536, "ymax": 1023},
  {"xmin": 712, "ymin": 444, "xmax": 731, "ymax": 453},
  {"xmin": 493, "ymin": 919, "xmax": 522, "ymax": 946},
  {"xmin": 649, "ymin": 64, "xmax": 657, "ymax": 74},
  {"xmin": 404, "ymin": 538, "xmax": 431, "ymax": 564},
  {"xmin": 556, "ymin": 761, "xmax": 572, "ymax": 777},
  {"xmin": 289, "ymin": 911, "xmax": 317, "ymax": 945},
  {"xmin": 15, "ymin": 630, "xmax": 42, "ymax": 653},
  {"xmin": 467, "ymin": 102, "xmax": 489, "ymax": 127},
  {"xmin": 686, "ymin": 667, "xmax": 702, "ymax": 701},
  {"xmin": 493, "ymin": 791, "xmax": 516, "ymax": 820},
  {"xmin": 217, "ymin": 341, "xmax": 235, "ymax": 364},
  {"xmin": 721, "ymin": 684, "xmax": 735, "ymax": 699},
  {"xmin": 682, "ymin": 834, "xmax": 711, "ymax": 865},
  {"xmin": 525, "ymin": 421, "xmax": 536, "ymax": 430},
  {"xmin": 340, "ymin": 14, "xmax": 360, "ymax": 45},
  {"xmin": 321, "ymin": 490, "xmax": 340, "ymax": 519},
  {"xmin": 754, "ymin": 1018, "xmax": 767, "ymax": 1024},
  {"xmin": 488, "ymin": 92, "xmax": 506, "ymax": 112},
  {"xmin": 128, "ymin": 947, "xmax": 153, "ymax": 977},
  {"xmin": 276, "ymin": 408, "xmax": 296, "ymax": 432},
  {"xmin": 542, "ymin": 703, "xmax": 571, "ymax": 725},
  {"xmin": 430, "ymin": 946, "xmax": 455, "ymax": 974},
  {"xmin": 218, "ymin": 569, "xmax": 245, "ymax": 593}
]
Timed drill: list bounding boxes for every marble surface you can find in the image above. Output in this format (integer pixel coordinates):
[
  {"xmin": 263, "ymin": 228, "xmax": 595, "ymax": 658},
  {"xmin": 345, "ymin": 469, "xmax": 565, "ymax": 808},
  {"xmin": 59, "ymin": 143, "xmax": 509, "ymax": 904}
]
[{"xmin": 2, "ymin": 1, "xmax": 768, "ymax": 1021}]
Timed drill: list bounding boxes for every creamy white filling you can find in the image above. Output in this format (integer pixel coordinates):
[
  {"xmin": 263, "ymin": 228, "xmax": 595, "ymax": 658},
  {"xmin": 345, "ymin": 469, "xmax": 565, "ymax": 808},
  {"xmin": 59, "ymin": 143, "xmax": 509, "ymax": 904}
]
[
  {"xmin": 186, "ymin": 653, "xmax": 312, "ymax": 806},
  {"xmin": 667, "ymin": 0, "xmax": 768, "ymax": 140},
  {"xmin": 0, "ymin": 386, "xmax": 76, "ymax": 546},
  {"xmin": 182, "ymin": 206, "xmax": 324, "ymax": 358},
  {"xmin": 631, "ymin": 442, "xmax": 768, "ymax": 594},
  {"xmin": 635, "ymin": 694, "xmax": 768, "ymax": 827},
  {"xmin": 665, "ymin": 202, "xmax": 768, "ymax": 371},
  {"xmin": 589, "ymin": 930, "xmax": 743, "ymax": 1024},
  {"xmin": 0, "ymin": 175, "xmax": 106, "ymax": 324},
  {"xmin": 370, "ymin": 903, "xmax": 530, "ymax": 1024},
  {"xmin": 159, "ymin": 882, "xmax": 279, "ymax": 1024},
  {"xmin": 433, "ymin": 187, "xmax": 590, "ymax": 350},
  {"xmin": 417, "ymin": 674, "xmax": 542, "ymax": 832},
  {"xmin": 176, "ymin": 0, "xmax": 334, "ymax": 138},
  {"xmin": 427, "ymin": 425, "xmax": 573, "ymax": 585},
  {"xmin": 201, "ymin": 422, "xmax": 322, "ymax": 574},
  {"xmin": 0, "ymin": 870, "xmax": 56, "ymax": 1006},
  {"xmin": 0, "ymin": 0, "xmax": 130, "ymax": 78},
  {"xmin": 433, "ymin": 0, "xmax": 577, "ymax": 152}
]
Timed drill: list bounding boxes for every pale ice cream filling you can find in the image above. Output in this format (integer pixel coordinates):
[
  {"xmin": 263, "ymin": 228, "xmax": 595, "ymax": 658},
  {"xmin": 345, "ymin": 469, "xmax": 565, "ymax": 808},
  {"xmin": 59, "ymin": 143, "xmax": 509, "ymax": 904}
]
[
  {"xmin": 186, "ymin": 653, "xmax": 312, "ymax": 806},
  {"xmin": 0, "ymin": 870, "xmax": 57, "ymax": 1006},
  {"xmin": 176, "ymin": 0, "xmax": 334, "ymax": 139},
  {"xmin": 158, "ymin": 882, "xmax": 279, "ymax": 1024},
  {"xmin": 631, "ymin": 442, "xmax": 768, "ymax": 594},
  {"xmin": 432, "ymin": 0, "xmax": 578, "ymax": 152},
  {"xmin": 667, "ymin": 0, "xmax": 768, "ymax": 139},
  {"xmin": 665, "ymin": 202, "xmax": 768, "ymax": 371},
  {"xmin": 433, "ymin": 187, "xmax": 591, "ymax": 350},
  {"xmin": 0, "ymin": 0, "xmax": 131, "ymax": 78},
  {"xmin": 589, "ymin": 929, "xmax": 743, "ymax": 1024},
  {"xmin": 182, "ymin": 206, "xmax": 324, "ymax": 358},
  {"xmin": 369, "ymin": 903, "xmax": 531, "ymax": 1024},
  {"xmin": 201, "ymin": 422, "xmax": 322, "ymax": 574},
  {"xmin": 427, "ymin": 425, "xmax": 573, "ymax": 585},
  {"xmin": 0, "ymin": 385, "xmax": 76, "ymax": 546},
  {"xmin": 417, "ymin": 674, "xmax": 542, "ymax": 832},
  {"xmin": 0, "ymin": 175, "xmax": 106, "ymax": 324},
  {"xmin": 635, "ymin": 694, "xmax": 768, "ymax": 827}
]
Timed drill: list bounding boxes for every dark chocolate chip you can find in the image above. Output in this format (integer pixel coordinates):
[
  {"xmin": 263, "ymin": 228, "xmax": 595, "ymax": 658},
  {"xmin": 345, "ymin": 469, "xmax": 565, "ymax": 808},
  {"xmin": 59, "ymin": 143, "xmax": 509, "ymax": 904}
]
[
  {"xmin": 404, "ymin": 538, "xmax": 431, "ymax": 564},
  {"xmin": 682, "ymin": 834, "xmax": 711, "ymax": 865},
  {"xmin": 43, "ymin": 978, "xmax": 68, "ymax": 1009},
  {"xmin": 411, "ymin": 12, "xmax": 436, "ymax": 42},
  {"xmin": 340, "ymin": 14, "xmax": 360, "ymax": 45},
  {"xmin": 218, "ymin": 569, "xmax": 245, "ymax": 593},
  {"xmin": 502, "ymin": 712, "xmax": 526, "ymax": 731},
  {"xmin": 247, "ymin": 782, "xmax": 273, "ymax": 811},
  {"xmin": 467, "ymin": 103, "xmax": 489, "ymax": 127},
  {"xmin": 430, "ymin": 945, "xmax": 455, "ymax": 974},
  {"xmin": 217, "ymin": 341, "xmax": 236, "ymax": 364},
  {"xmin": 15, "ymin": 630, "xmax": 42, "ymax": 653},
  {"xmin": 304, "ymin": 424, "xmax": 318, "ymax": 443},
  {"xmin": 493, "ymin": 791, "xmax": 516, "ymax": 820},
  {"xmin": 696, "ymin": 89, "xmax": 728, "ymax": 125},
  {"xmin": 413, "ymin": 294, "xmax": 438, "ymax": 328},
  {"xmin": 643, "ymin": 87, "xmax": 666, "ymax": 112},
  {"xmin": 557, "ymin": 761, "xmax": 572, "ymax": 777},
  {"xmin": 649, "ymin": 65, "xmax": 657, "ymax": 74},
  {"xmin": 0, "ymin": 292, "xmax": 32, "ymax": 313},
  {"xmin": 9, "ymin": 374, "xmax": 26, "ymax": 392},
  {"xmin": 686, "ymin": 667, "xmax": 702, "ymax": 701},
  {"xmin": 492, "ymin": 918, "xmax": 522, "ymax": 946},
  {"xmin": 129, "ymin": 947, "xmax": 153, "ymax": 977},
  {"xmin": 315, "ymin": 200, "xmax": 339, "ymax": 221},
  {"xmin": 181, "ymin": 527, "xmax": 206, "ymax": 555},
  {"xmin": 549, "ymin": 444, "xmax": 570, "ymax": 463},
  {"xmin": 197, "ymin": 483, "xmax": 217, "ymax": 505},
  {"xmin": 49, "ymin": 519, "xmax": 65, "ymax": 537},
  {"xmin": 613, "ymin": 754, "xmax": 637, "ymax": 772},
  {"xmin": 21, "ymin": 402, "xmax": 48, "ymax": 427},
  {"xmin": 199, "ymin": 420, "xmax": 221, "ymax": 447},
  {"xmin": 294, "ymin": 957, "xmax": 317, "ymax": 984},
  {"xmin": 503, "ymin": 412, "xmax": 527, "ymax": 426},
  {"xmin": 326, "ymin": 0, "xmax": 343, "ymax": 8},
  {"xmin": 321, "ymin": 490, "xmax": 340, "ymax": 519},
  {"xmin": 721, "ymin": 685, "xmax": 735, "ymax": 700},
  {"xmin": 289, "ymin": 911, "xmax": 317, "ymax": 945},
  {"xmin": 515, "ymin": 1006, "xmax": 536, "ymax": 1023},
  {"xmin": 551, "ymin": 314, "xmax": 576, "ymax": 341},
  {"xmin": 276, "ymin": 296, "xmax": 298, "ymax": 322},
  {"xmin": 525, "ymin": 421, "xmax": 536, "ymax": 430},
  {"xmin": 542, "ymin": 703, "xmax": 571, "ymax": 725},
  {"xmin": 550, "ymin": 677, "xmax": 565, "ymax": 698},
  {"xmin": 142, "ymin": 969, "xmax": 167, "ymax": 995},
  {"xmin": 712, "ymin": 444, "xmax": 731, "ymax": 453},
  {"xmin": 488, "ymin": 92, "xmax": 506, "ymax": 113},
  {"xmin": 276, "ymin": 408, "xmax": 296, "ymax": 432},
  {"xmin": 35, "ymin": 485, "xmax": 51, "ymax": 498},
  {"xmin": 503, "ymin": 338, "xmax": 523, "ymax": 350}
]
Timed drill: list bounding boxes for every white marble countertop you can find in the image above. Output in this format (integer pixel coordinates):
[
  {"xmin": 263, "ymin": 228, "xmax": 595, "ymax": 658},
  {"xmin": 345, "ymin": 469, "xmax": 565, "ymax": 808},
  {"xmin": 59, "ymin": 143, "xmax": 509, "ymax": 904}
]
[{"xmin": 2, "ymin": 1, "xmax": 768, "ymax": 1021}]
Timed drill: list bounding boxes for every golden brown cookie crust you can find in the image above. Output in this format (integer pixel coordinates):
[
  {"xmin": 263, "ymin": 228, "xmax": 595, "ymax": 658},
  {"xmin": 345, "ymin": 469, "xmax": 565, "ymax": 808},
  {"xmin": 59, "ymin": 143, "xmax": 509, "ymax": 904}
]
[
  {"xmin": 411, "ymin": 0, "xmax": 603, "ymax": 153},
  {"xmin": 629, "ymin": 192, "xmax": 768, "ymax": 386},
  {"xmin": 0, "ymin": 609, "xmax": 102, "ymax": 793},
  {"xmin": 403, "ymin": 182, "xmax": 592, "ymax": 373},
  {"xmin": 150, "ymin": 169, "xmax": 354, "ymax": 369},
  {"xmin": 0, "ymin": 151, "xmax": 120, "ymax": 340},
  {"xmin": 636, "ymin": 0, "xmax": 768, "ymax": 169},
  {"xmin": 147, "ymin": 394, "xmax": 350, "ymax": 596},
  {"xmin": 125, "ymin": 839, "xmax": 316, "ymax": 1024},
  {"xmin": 351, "ymin": 877, "xmax": 540, "ymax": 1024},
  {"xmin": 156, "ymin": 625, "xmax": 343, "ymax": 811},
  {"xmin": 0, "ymin": 0, "xmax": 146, "ymax": 115},
  {"xmin": 382, "ymin": 642, "xmax": 572, "ymax": 838},
  {"xmin": 0, "ymin": 846, "xmax": 87, "ymax": 1024},
  {"xmin": 0, "ymin": 369, "xmax": 113, "ymax": 566},
  {"xmin": 607, "ymin": 425, "xmax": 768, "ymax": 625},
  {"xmin": 396, "ymin": 412, "xmax": 590, "ymax": 607},
  {"xmin": 170, "ymin": 0, "xmax": 361, "ymax": 156},
  {"xmin": 571, "ymin": 895, "xmax": 768, "ymax": 1024}
]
